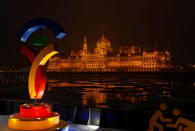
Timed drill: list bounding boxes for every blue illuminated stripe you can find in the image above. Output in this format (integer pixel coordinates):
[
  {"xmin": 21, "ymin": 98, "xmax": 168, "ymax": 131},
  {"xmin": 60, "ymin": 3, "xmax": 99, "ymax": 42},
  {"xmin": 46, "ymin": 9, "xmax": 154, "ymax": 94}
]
[
  {"xmin": 56, "ymin": 32, "xmax": 66, "ymax": 39},
  {"xmin": 18, "ymin": 18, "xmax": 66, "ymax": 43}
]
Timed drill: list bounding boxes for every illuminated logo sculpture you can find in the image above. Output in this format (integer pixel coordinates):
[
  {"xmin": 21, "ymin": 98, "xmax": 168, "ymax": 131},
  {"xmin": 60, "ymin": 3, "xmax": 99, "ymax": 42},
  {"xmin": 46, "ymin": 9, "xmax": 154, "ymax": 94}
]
[
  {"xmin": 8, "ymin": 18, "xmax": 68, "ymax": 131},
  {"xmin": 18, "ymin": 18, "xmax": 66, "ymax": 99}
]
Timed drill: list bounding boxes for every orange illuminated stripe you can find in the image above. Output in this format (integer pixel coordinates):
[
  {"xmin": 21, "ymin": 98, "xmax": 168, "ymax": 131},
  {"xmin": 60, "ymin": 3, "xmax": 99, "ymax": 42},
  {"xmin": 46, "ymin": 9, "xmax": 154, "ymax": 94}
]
[{"xmin": 28, "ymin": 44, "xmax": 59, "ymax": 99}]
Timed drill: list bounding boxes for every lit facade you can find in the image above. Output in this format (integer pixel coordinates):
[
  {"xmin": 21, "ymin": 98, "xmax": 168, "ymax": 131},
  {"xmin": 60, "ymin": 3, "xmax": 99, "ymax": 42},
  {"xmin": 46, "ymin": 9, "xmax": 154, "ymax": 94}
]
[{"xmin": 48, "ymin": 35, "xmax": 171, "ymax": 72}]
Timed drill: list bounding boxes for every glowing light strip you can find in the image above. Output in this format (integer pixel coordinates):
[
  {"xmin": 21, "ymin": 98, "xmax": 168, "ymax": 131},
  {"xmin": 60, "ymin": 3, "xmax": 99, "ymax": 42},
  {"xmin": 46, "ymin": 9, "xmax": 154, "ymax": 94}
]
[
  {"xmin": 28, "ymin": 44, "xmax": 59, "ymax": 99},
  {"xmin": 17, "ymin": 18, "xmax": 66, "ymax": 43},
  {"xmin": 35, "ymin": 65, "xmax": 46, "ymax": 99},
  {"xmin": 20, "ymin": 46, "xmax": 35, "ymax": 64},
  {"xmin": 40, "ymin": 51, "xmax": 59, "ymax": 65}
]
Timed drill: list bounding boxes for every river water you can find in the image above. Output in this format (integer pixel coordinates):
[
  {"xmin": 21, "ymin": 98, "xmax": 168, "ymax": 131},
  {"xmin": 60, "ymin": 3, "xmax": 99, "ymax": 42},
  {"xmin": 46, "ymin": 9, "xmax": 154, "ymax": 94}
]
[
  {"xmin": 0, "ymin": 72, "xmax": 195, "ymax": 112},
  {"xmin": 46, "ymin": 72, "xmax": 195, "ymax": 112}
]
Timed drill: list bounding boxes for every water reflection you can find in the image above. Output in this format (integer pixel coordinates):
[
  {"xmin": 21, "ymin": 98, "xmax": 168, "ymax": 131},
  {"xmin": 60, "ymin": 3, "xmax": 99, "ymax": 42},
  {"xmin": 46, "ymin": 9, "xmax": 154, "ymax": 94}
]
[
  {"xmin": 48, "ymin": 78, "xmax": 150, "ymax": 107},
  {"xmin": 0, "ymin": 72, "xmax": 194, "ymax": 109},
  {"xmin": 47, "ymin": 73, "xmax": 195, "ymax": 108}
]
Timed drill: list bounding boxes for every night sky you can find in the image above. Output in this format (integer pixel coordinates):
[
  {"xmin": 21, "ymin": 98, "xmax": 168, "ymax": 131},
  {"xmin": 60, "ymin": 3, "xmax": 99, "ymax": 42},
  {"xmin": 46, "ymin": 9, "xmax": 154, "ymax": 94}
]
[{"xmin": 0, "ymin": 0, "xmax": 195, "ymax": 64}]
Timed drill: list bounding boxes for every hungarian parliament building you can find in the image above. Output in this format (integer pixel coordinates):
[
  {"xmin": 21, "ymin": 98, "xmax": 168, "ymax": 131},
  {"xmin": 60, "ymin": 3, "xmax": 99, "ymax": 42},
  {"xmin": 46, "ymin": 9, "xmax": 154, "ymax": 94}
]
[{"xmin": 47, "ymin": 35, "xmax": 171, "ymax": 72}]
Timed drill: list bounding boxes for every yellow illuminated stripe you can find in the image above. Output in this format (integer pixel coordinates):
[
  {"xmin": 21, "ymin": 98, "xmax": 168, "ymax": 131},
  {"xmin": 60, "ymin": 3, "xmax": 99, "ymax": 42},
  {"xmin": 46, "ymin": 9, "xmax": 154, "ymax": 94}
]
[
  {"xmin": 8, "ymin": 115, "xmax": 60, "ymax": 130},
  {"xmin": 40, "ymin": 51, "xmax": 58, "ymax": 65},
  {"xmin": 28, "ymin": 44, "xmax": 59, "ymax": 99}
]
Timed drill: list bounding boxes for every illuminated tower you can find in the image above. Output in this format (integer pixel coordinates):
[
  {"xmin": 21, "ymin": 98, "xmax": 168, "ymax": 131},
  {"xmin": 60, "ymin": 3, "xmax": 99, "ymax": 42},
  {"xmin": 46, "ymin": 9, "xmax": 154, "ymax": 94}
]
[
  {"xmin": 83, "ymin": 36, "xmax": 87, "ymax": 50},
  {"xmin": 82, "ymin": 36, "xmax": 88, "ymax": 56},
  {"xmin": 94, "ymin": 35, "xmax": 112, "ymax": 56}
]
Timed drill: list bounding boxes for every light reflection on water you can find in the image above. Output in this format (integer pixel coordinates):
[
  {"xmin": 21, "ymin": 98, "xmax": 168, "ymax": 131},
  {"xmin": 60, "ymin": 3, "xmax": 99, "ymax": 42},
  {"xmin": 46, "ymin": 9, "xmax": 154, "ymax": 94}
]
[
  {"xmin": 46, "ymin": 73, "xmax": 188, "ymax": 108},
  {"xmin": 0, "ymin": 72, "xmax": 195, "ymax": 109}
]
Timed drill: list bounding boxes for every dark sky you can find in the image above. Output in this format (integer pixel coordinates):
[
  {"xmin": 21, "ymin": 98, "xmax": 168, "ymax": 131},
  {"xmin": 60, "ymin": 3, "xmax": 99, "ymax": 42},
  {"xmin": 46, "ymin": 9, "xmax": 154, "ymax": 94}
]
[{"xmin": 0, "ymin": 0, "xmax": 195, "ymax": 64}]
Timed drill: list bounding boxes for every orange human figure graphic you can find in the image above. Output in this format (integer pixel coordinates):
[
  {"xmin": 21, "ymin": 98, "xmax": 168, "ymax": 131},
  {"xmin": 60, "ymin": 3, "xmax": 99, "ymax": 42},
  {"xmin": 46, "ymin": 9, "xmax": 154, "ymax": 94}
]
[
  {"xmin": 147, "ymin": 103, "xmax": 172, "ymax": 131},
  {"xmin": 166, "ymin": 109, "xmax": 195, "ymax": 131}
]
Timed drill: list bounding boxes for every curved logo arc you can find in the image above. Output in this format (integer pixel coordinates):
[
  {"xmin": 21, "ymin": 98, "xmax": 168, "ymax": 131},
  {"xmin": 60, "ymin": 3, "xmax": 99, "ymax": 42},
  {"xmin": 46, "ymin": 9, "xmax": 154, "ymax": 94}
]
[{"xmin": 17, "ymin": 18, "xmax": 66, "ymax": 43}]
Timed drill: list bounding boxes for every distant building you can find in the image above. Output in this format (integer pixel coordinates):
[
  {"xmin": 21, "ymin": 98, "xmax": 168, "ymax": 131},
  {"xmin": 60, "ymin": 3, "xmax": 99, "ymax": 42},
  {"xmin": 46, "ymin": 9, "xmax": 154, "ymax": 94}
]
[{"xmin": 48, "ymin": 35, "xmax": 171, "ymax": 72}]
